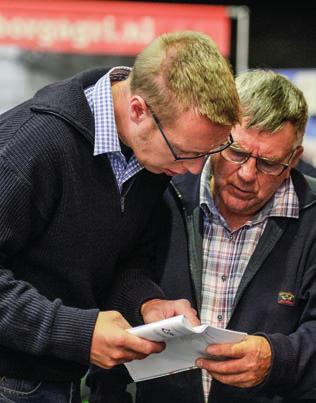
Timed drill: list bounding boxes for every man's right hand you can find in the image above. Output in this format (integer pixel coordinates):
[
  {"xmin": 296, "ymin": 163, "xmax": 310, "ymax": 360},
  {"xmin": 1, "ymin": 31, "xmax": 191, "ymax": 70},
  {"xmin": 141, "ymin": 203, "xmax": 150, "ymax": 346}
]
[{"xmin": 90, "ymin": 311, "xmax": 164, "ymax": 369}]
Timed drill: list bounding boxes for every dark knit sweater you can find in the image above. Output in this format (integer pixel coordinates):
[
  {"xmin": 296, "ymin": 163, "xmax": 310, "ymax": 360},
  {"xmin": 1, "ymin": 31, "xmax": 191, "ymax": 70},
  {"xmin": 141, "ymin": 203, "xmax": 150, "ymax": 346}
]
[{"xmin": 0, "ymin": 68, "xmax": 168, "ymax": 382}]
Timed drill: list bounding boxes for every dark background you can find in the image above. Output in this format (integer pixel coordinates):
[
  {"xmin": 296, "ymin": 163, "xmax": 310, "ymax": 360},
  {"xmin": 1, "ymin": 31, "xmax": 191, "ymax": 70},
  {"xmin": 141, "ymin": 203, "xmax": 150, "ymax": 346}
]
[{"xmin": 148, "ymin": 0, "xmax": 316, "ymax": 69}]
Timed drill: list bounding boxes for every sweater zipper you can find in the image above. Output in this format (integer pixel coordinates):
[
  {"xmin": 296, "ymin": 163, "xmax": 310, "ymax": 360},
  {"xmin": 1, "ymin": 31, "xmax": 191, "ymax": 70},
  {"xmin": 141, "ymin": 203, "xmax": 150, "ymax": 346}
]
[
  {"xmin": 120, "ymin": 196, "xmax": 125, "ymax": 213},
  {"xmin": 120, "ymin": 176, "xmax": 137, "ymax": 213}
]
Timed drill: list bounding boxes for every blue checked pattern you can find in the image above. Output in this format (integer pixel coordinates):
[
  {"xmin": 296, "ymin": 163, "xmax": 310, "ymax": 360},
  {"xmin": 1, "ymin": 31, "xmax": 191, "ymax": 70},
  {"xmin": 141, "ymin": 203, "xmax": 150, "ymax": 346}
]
[
  {"xmin": 199, "ymin": 158, "xmax": 299, "ymax": 401},
  {"xmin": 84, "ymin": 66, "xmax": 143, "ymax": 192}
]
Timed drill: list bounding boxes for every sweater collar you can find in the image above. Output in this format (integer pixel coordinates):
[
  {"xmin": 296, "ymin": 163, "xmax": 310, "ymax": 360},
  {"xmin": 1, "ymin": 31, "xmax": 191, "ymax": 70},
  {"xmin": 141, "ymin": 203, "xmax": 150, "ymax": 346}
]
[{"xmin": 30, "ymin": 68, "xmax": 109, "ymax": 146}]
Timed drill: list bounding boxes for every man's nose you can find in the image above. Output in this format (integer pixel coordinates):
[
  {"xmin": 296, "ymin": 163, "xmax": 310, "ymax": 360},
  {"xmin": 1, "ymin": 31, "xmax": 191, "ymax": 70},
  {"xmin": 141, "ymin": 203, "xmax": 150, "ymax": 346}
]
[
  {"xmin": 237, "ymin": 157, "xmax": 257, "ymax": 182},
  {"xmin": 182, "ymin": 157, "xmax": 205, "ymax": 175}
]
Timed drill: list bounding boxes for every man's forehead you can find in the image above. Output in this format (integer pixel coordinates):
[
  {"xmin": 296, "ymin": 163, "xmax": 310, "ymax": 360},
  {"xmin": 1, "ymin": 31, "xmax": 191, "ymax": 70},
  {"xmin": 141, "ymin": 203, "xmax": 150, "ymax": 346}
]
[
  {"xmin": 232, "ymin": 140, "xmax": 288, "ymax": 161},
  {"xmin": 232, "ymin": 130, "xmax": 296, "ymax": 161}
]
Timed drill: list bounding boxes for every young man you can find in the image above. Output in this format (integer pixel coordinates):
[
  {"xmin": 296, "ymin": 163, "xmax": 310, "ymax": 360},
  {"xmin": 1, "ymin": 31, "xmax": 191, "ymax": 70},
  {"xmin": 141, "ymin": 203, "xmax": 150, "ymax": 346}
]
[{"xmin": 0, "ymin": 31, "xmax": 239, "ymax": 402}]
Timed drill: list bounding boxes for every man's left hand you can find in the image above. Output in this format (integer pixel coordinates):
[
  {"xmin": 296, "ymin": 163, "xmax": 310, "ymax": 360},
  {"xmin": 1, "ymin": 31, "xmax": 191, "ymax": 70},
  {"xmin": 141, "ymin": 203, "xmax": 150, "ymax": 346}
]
[
  {"xmin": 141, "ymin": 298, "xmax": 200, "ymax": 326},
  {"xmin": 196, "ymin": 335, "xmax": 272, "ymax": 388}
]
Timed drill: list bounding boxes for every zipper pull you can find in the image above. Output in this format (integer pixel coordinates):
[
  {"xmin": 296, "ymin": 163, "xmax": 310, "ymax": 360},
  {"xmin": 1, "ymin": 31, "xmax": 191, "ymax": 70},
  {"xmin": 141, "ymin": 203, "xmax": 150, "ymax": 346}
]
[{"xmin": 120, "ymin": 196, "xmax": 125, "ymax": 213}]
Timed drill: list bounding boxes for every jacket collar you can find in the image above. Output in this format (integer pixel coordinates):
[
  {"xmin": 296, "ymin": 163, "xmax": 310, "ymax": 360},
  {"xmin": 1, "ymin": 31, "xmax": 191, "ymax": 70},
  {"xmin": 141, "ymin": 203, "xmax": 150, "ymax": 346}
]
[
  {"xmin": 171, "ymin": 172, "xmax": 201, "ymax": 214},
  {"xmin": 291, "ymin": 168, "xmax": 316, "ymax": 210},
  {"xmin": 30, "ymin": 68, "xmax": 110, "ymax": 145}
]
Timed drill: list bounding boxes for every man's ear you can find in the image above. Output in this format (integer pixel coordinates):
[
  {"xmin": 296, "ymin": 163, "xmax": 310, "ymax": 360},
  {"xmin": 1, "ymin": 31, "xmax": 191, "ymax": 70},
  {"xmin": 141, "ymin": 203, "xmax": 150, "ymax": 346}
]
[
  {"xmin": 129, "ymin": 95, "xmax": 149, "ymax": 123},
  {"xmin": 291, "ymin": 145, "xmax": 304, "ymax": 168}
]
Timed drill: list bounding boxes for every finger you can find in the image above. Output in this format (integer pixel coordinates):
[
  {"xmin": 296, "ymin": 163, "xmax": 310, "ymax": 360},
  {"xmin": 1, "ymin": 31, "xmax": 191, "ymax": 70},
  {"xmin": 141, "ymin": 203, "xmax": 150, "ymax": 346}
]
[
  {"xmin": 95, "ymin": 349, "xmax": 149, "ymax": 369},
  {"xmin": 110, "ymin": 349, "xmax": 148, "ymax": 365},
  {"xmin": 141, "ymin": 299, "xmax": 166, "ymax": 322},
  {"xmin": 210, "ymin": 371, "xmax": 259, "ymax": 388},
  {"xmin": 122, "ymin": 343, "xmax": 165, "ymax": 362},
  {"xmin": 182, "ymin": 307, "xmax": 200, "ymax": 326},
  {"xmin": 173, "ymin": 299, "xmax": 200, "ymax": 326},
  {"xmin": 143, "ymin": 309, "xmax": 167, "ymax": 323},
  {"xmin": 96, "ymin": 337, "xmax": 165, "ymax": 369},
  {"xmin": 196, "ymin": 357, "xmax": 248, "ymax": 375},
  {"xmin": 206, "ymin": 341, "xmax": 246, "ymax": 358},
  {"xmin": 123, "ymin": 332, "xmax": 165, "ymax": 355}
]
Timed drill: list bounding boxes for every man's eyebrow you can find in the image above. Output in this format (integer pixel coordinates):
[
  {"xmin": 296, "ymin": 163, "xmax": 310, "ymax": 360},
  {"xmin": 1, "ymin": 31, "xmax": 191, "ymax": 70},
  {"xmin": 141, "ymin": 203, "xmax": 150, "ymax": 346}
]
[
  {"xmin": 259, "ymin": 154, "xmax": 282, "ymax": 162},
  {"xmin": 173, "ymin": 142, "xmax": 208, "ymax": 154},
  {"xmin": 231, "ymin": 142, "xmax": 281, "ymax": 161},
  {"xmin": 230, "ymin": 141, "xmax": 244, "ymax": 150}
]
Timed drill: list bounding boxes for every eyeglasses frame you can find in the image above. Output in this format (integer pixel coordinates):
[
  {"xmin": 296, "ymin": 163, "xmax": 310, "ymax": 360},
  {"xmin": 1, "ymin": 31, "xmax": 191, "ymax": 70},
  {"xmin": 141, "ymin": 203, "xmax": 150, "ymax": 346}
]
[
  {"xmin": 220, "ymin": 146, "xmax": 297, "ymax": 176},
  {"xmin": 151, "ymin": 112, "xmax": 234, "ymax": 161}
]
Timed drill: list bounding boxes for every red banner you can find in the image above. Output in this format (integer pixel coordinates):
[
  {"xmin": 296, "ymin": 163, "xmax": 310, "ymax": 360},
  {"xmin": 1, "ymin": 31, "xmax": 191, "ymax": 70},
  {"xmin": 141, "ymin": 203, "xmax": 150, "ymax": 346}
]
[{"xmin": 0, "ymin": 1, "xmax": 230, "ymax": 56}]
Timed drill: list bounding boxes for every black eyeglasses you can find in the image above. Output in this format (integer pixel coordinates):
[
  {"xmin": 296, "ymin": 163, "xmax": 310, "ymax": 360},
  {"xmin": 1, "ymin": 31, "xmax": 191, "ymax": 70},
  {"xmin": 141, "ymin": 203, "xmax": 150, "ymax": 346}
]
[
  {"xmin": 220, "ymin": 145, "xmax": 297, "ymax": 176},
  {"xmin": 151, "ymin": 112, "xmax": 234, "ymax": 161}
]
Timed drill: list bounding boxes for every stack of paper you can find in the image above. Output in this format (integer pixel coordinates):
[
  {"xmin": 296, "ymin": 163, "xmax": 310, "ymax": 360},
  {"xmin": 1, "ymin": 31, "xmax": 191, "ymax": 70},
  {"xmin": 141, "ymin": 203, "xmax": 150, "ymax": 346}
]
[{"xmin": 125, "ymin": 315, "xmax": 247, "ymax": 382}]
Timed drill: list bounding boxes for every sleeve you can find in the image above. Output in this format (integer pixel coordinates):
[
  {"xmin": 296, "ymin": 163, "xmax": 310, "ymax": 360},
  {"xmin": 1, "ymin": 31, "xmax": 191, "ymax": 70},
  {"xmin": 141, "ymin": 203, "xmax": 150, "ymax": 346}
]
[
  {"xmin": 253, "ymin": 261, "xmax": 316, "ymax": 398},
  {"xmin": 237, "ymin": 256, "xmax": 316, "ymax": 399},
  {"xmin": 0, "ymin": 157, "xmax": 98, "ymax": 365}
]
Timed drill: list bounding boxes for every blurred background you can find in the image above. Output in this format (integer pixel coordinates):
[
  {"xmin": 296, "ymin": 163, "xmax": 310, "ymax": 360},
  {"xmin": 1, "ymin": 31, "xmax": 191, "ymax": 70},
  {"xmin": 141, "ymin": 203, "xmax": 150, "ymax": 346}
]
[{"xmin": 0, "ymin": 0, "xmax": 315, "ymax": 168}]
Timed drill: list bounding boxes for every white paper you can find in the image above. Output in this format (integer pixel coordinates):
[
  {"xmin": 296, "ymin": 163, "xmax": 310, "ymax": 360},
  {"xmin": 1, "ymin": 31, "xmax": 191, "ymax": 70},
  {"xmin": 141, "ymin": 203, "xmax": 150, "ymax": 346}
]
[{"xmin": 125, "ymin": 315, "xmax": 247, "ymax": 382}]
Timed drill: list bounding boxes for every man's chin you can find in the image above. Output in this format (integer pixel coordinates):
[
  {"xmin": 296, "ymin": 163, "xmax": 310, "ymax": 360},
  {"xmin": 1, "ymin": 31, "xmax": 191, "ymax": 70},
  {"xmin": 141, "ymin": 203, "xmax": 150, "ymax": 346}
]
[
  {"xmin": 163, "ymin": 168, "xmax": 180, "ymax": 176},
  {"xmin": 141, "ymin": 164, "xmax": 163, "ymax": 174},
  {"xmin": 142, "ymin": 163, "xmax": 181, "ymax": 176},
  {"xmin": 225, "ymin": 198, "xmax": 261, "ymax": 217}
]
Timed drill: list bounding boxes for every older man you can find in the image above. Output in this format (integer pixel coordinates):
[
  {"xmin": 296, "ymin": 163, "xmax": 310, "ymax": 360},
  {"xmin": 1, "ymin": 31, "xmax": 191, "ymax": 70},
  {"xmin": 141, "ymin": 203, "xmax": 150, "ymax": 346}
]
[{"xmin": 89, "ymin": 69, "xmax": 316, "ymax": 403}]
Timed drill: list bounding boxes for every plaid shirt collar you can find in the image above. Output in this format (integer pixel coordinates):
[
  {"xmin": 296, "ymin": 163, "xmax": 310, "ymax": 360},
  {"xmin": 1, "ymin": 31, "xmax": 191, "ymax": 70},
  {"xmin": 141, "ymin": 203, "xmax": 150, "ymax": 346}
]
[
  {"xmin": 85, "ymin": 66, "xmax": 133, "ymax": 156},
  {"xmin": 200, "ymin": 157, "xmax": 299, "ymax": 228}
]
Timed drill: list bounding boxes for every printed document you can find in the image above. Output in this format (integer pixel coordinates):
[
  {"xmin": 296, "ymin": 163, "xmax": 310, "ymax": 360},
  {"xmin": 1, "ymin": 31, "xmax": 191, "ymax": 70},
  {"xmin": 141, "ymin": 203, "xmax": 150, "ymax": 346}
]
[{"xmin": 125, "ymin": 315, "xmax": 247, "ymax": 382}]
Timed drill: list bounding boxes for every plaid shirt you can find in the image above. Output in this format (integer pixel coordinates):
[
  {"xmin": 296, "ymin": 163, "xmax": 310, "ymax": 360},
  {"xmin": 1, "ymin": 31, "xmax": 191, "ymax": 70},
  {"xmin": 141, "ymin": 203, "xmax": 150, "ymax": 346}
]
[
  {"xmin": 84, "ymin": 66, "xmax": 143, "ymax": 192},
  {"xmin": 199, "ymin": 158, "xmax": 299, "ymax": 402}
]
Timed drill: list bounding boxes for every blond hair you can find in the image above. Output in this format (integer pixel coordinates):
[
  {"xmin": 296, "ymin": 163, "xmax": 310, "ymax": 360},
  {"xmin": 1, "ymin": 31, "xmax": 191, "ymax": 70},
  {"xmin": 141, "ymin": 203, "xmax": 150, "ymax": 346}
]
[
  {"xmin": 236, "ymin": 69, "xmax": 308, "ymax": 144},
  {"xmin": 130, "ymin": 31, "xmax": 240, "ymax": 126}
]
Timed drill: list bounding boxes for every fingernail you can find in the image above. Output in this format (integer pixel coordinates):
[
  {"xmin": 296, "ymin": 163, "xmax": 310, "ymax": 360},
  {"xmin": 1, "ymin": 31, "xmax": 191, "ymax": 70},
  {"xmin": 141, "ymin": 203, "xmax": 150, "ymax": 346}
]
[{"xmin": 196, "ymin": 359, "xmax": 202, "ymax": 368}]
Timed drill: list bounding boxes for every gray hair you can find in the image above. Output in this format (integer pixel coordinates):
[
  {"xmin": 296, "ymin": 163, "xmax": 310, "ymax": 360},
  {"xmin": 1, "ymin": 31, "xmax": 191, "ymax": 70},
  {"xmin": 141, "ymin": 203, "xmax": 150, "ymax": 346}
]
[{"xmin": 236, "ymin": 69, "xmax": 308, "ymax": 145}]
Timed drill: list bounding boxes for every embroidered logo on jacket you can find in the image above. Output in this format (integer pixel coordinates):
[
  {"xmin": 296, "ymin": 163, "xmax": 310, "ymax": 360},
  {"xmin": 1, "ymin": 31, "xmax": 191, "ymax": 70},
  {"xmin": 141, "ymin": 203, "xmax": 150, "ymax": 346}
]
[{"xmin": 278, "ymin": 291, "xmax": 295, "ymax": 306}]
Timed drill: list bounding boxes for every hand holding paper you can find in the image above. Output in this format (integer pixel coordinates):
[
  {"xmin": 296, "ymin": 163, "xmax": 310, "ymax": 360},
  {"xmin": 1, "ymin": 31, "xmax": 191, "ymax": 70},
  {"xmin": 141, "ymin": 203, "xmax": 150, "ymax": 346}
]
[
  {"xmin": 90, "ymin": 311, "xmax": 164, "ymax": 369},
  {"xmin": 141, "ymin": 298, "xmax": 200, "ymax": 326},
  {"xmin": 196, "ymin": 335, "xmax": 272, "ymax": 388},
  {"xmin": 125, "ymin": 315, "xmax": 247, "ymax": 382}
]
